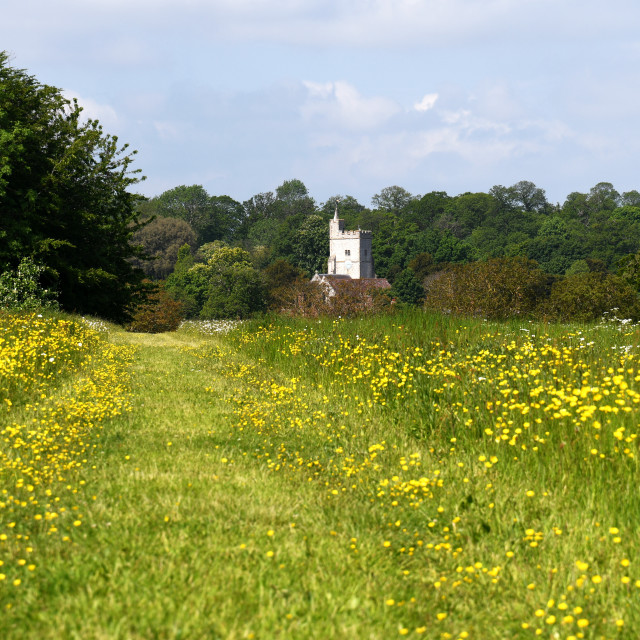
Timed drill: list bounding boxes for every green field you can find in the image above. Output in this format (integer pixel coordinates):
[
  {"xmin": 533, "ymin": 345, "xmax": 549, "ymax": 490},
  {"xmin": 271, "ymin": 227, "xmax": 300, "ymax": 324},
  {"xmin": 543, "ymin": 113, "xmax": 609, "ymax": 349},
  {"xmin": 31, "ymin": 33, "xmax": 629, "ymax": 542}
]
[{"xmin": 1, "ymin": 309, "xmax": 640, "ymax": 639}]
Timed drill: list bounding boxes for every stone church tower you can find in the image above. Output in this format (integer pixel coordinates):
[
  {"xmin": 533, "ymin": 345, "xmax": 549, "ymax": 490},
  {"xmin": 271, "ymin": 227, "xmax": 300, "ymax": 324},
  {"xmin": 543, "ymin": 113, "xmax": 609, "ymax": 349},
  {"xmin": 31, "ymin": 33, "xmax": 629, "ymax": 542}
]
[{"xmin": 327, "ymin": 204, "xmax": 374, "ymax": 279}]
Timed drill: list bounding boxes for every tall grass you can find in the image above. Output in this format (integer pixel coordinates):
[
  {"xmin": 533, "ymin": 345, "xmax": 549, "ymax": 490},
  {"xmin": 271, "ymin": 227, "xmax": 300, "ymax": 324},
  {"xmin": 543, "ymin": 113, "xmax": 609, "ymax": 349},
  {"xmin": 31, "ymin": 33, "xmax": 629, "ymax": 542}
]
[
  {"xmin": 218, "ymin": 309, "xmax": 640, "ymax": 637},
  {"xmin": 2, "ymin": 309, "xmax": 640, "ymax": 638}
]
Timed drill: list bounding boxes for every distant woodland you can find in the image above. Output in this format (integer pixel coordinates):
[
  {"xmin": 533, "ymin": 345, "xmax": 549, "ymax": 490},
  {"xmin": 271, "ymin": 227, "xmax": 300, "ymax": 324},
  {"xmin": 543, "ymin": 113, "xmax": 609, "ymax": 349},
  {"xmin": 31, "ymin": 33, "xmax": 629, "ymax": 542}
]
[
  {"xmin": 3, "ymin": 52, "xmax": 640, "ymax": 325},
  {"xmin": 126, "ymin": 179, "xmax": 640, "ymax": 323},
  {"xmin": 134, "ymin": 178, "xmax": 640, "ymax": 282}
]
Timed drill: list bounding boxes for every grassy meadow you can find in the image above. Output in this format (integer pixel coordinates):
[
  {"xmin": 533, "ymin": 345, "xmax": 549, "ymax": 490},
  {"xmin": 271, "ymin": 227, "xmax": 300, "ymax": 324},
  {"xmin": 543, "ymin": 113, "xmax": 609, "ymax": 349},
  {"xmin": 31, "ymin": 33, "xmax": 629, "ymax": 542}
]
[{"xmin": 1, "ymin": 308, "xmax": 640, "ymax": 639}]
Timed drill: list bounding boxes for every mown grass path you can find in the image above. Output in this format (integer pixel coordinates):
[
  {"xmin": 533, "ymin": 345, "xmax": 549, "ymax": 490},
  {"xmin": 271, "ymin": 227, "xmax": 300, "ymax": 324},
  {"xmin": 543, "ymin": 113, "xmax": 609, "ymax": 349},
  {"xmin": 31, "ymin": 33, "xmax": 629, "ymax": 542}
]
[{"xmin": 6, "ymin": 330, "xmax": 401, "ymax": 639}]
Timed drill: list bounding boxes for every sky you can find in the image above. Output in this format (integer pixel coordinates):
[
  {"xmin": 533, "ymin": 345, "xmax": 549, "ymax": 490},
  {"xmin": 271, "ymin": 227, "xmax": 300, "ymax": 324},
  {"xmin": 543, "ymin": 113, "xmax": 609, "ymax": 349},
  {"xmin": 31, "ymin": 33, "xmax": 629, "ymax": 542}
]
[{"xmin": 3, "ymin": 0, "xmax": 640, "ymax": 208}]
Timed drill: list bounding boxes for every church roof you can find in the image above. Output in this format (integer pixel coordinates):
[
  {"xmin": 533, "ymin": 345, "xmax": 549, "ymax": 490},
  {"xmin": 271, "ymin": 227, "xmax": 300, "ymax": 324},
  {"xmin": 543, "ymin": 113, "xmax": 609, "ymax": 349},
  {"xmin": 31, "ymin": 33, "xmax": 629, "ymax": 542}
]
[
  {"xmin": 312, "ymin": 273, "xmax": 391, "ymax": 289},
  {"xmin": 312, "ymin": 274, "xmax": 353, "ymax": 281}
]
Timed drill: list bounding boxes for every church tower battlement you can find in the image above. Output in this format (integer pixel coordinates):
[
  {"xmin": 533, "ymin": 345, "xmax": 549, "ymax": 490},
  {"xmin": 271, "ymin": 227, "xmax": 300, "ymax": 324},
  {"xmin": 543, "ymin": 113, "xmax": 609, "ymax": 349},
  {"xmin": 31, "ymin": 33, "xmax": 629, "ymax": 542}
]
[{"xmin": 327, "ymin": 202, "xmax": 374, "ymax": 279}]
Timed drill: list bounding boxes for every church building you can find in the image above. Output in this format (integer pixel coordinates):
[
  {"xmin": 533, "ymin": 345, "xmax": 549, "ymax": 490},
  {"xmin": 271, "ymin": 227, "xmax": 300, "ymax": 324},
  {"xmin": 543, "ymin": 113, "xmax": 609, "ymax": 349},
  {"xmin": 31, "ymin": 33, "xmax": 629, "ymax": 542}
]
[
  {"xmin": 326, "ymin": 204, "xmax": 374, "ymax": 278},
  {"xmin": 311, "ymin": 202, "xmax": 391, "ymax": 299}
]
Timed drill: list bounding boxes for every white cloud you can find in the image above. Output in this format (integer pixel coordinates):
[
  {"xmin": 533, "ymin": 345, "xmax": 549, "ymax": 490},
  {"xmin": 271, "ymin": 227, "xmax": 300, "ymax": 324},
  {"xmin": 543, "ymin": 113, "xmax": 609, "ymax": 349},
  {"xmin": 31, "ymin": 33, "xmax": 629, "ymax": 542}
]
[
  {"xmin": 208, "ymin": 0, "xmax": 638, "ymax": 46},
  {"xmin": 296, "ymin": 83, "xmax": 577, "ymax": 193},
  {"xmin": 468, "ymin": 82, "xmax": 525, "ymax": 120},
  {"xmin": 439, "ymin": 109, "xmax": 512, "ymax": 135},
  {"xmin": 8, "ymin": 0, "xmax": 638, "ymax": 50},
  {"xmin": 153, "ymin": 121, "xmax": 183, "ymax": 140},
  {"xmin": 63, "ymin": 91, "xmax": 119, "ymax": 127},
  {"xmin": 302, "ymin": 81, "xmax": 400, "ymax": 130},
  {"xmin": 414, "ymin": 93, "xmax": 438, "ymax": 112},
  {"xmin": 96, "ymin": 37, "xmax": 159, "ymax": 66}
]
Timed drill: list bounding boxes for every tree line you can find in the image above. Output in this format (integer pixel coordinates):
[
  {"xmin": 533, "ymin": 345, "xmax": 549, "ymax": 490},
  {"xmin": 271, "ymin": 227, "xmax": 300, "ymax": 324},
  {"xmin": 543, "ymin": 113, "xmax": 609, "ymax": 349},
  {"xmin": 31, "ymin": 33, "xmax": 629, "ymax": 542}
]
[
  {"xmin": 3, "ymin": 52, "xmax": 640, "ymax": 324},
  {"xmin": 128, "ymin": 178, "xmax": 640, "ymax": 318},
  {"xmin": 135, "ymin": 179, "xmax": 640, "ymax": 284}
]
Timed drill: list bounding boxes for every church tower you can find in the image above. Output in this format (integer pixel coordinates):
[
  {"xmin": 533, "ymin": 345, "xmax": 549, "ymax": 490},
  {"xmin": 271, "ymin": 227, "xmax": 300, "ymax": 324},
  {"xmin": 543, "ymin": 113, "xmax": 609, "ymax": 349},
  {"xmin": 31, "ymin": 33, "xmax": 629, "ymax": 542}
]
[{"xmin": 327, "ymin": 202, "xmax": 374, "ymax": 279}]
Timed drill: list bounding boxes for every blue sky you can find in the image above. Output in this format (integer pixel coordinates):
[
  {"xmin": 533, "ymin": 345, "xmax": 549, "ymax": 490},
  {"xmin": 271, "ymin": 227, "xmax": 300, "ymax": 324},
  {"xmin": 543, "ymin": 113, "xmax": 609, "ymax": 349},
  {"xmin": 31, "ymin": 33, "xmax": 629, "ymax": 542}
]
[{"xmin": 3, "ymin": 0, "xmax": 640, "ymax": 207}]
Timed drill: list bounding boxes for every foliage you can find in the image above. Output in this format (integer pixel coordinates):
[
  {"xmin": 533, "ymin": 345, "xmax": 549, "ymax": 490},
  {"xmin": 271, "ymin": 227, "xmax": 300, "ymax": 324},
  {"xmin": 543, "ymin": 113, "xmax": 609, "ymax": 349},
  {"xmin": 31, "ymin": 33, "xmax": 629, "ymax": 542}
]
[
  {"xmin": 130, "ymin": 216, "xmax": 197, "ymax": 280},
  {"xmin": 267, "ymin": 279, "xmax": 324, "ymax": 316},
  {"xmin": 438, "ymin": 191, "xmax": 496, "ymax": 238},
  {"xmin": 200, "ymin": 263, "xmax": 265, "ymax": 319},
  {"xmin": 242, "ymin": 191, "xmax": 276, "ymax": 224},
  {"xmin": 326, "ymin": 280, "xmax": 392, "ymax": 317},
  {"xmin": 371, "ymin": 185, "xmax": 414, "ymax": 214},
  {"xmin": 589, "ymin": 181, "xmax": 621, "ymax": 212},
  {"xmin": 292, "ymin": 214, "xmax": 330, "ymax": 276},
  {"xmin": 391, "ymin": 268, "xmax": 424, "ymax": 305},
  {"xmin": 371, "ymin": 222, "xmax": 444, "ymax": 278},
  {"xmin": 565, "ymin": 259, "xmax": 590, "ymax": 276},
  {"xmin": 611, "ymin": 205, "xmax": 640, "ymax": 223},
  {"xmin": 246, "ymin": 217, "xmax": 281, "ymax": 247},
  {"xmin": 210, "ymin": 195, "xmax": 246, "ymax": 241},
  {"xmin": 195, "ymin": 240, "xmax": 229, "ymax": 263},
  {"xmin": 540, "ymin": 272, "xmax": 640, "ymax": 322},
  {"xmin": 165, "ymin": 244, "xmax": 266, "ymax": 320},
  {"xmin": 275, "ymin": 178, "xmax": 310, "ymax": 203},
  {"xmin": 320, "ymin": 195, "xmax": 366, "ymax": 226},
  {"xmin": 490, "ymin": 180, "xmax": 549, "ymax": 213},
  {"xmin": 0, "ymin": 256, "xmax": 59, "ymax": 310},
  {"xmin": 0, "ymin": 52, "xmax": 146, "ymax": 322},
  {"xmin": 164, "ymin": 244, "xmax": 202, "ymax": 317},
  {"xmin": 622, "ymin": 190, "xmax": 640, "ymax": 206},
  {"xmin": 402, "ymin": 191, "xmax": 450, "ymax": 229},
  {"xmin": 425, "ymin": 256, "xmax": 550, "ymax": 319},
  {"xmin": 248, "ymin": 244, "xmax": 272, "ymax": 270},
  {"xmin": 271, "ymin": 179, "xmax": 316, "ymax": 220},
  {"xmin": 152, "ymin": 185, "xmax": 210, "ymax": 236},
  {"xmin": 273, "ymin": 278, "xmax": 391, "ymax": 317},
  {"xmin": 262, "ymin": 259, "xmax": 305, "ymax": 309},
  {"xmin": 149, "ymin": 185, "xmax": 244, "ymax": 245},
  {"xmin": 150, "ymin": 176, "xmax": 640, "ymax": 323},
  {"xmin": 126, "ymin": 282, "xmax": 184, "ymax": 333},
  {"xmin": 433, "ymin": 231, "xmax": 471, "ymax": 264},
  {"xmin": 618, "ymin": 250, "xmax": 640, "ymax": 291},
  {"xmin": 407, "ymin": 252, "xmax": 437, "ymax": 282}
]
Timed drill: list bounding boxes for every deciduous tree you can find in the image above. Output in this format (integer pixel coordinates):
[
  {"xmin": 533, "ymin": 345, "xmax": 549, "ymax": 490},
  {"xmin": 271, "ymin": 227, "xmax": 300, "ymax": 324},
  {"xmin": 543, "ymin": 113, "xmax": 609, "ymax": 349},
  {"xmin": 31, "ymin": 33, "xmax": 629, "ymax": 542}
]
[
  {"xmin": 292, "ymin": 214, "xmax": 329, "ymax": 276},
  {"xmin": 371, "ymin": 186, "xmax": 414, "ymax": 215},
  {"xmin": 130, "ymin": 217, "xmax": 196, "ymax": 280},
  {"xmin": 0, "ymin": 52, "xmax": 145, "ymax": 321}
]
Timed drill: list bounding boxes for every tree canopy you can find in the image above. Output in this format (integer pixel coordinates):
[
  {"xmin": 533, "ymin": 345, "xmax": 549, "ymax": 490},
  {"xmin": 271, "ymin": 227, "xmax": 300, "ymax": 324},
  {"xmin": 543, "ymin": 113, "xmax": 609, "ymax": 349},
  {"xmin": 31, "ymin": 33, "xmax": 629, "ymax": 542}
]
[
  {"xmin": 142, "ymin": 185, "xmax": 245, "ymax": 246},
  {"xmin": 165, "ymin": 243, "xmax": 265, "ymax": 319},
  {"xmin": 0, "ymin": 52, "xmax": 145, "ymax": 321},
  {"xmin": 130, "ymin": 216, "xmax": 197, "ymax": 280}
]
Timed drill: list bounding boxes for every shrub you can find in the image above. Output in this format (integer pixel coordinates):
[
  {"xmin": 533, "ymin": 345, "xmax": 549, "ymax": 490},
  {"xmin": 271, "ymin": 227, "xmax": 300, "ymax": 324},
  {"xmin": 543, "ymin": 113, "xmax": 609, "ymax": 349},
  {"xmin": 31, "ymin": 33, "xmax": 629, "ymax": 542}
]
[
  {"xmin": 392, "ymin": 268, "xmax": 425, "ymax": 305},
  {"xmin": 424, "ymin": 256, "xmax": 549, "ymax": 319},
  {"xmin": 200, "ymin": 263, "xmax": 266, "ymax": 319},
  {"xmin": 539, "ymin": 272, "xmax": 640, "ymax": 322},
  {"xmin": 166, "ymin": 244, "xmax": 266, "ymax": 319},
  {"xmin": 328, "ymin": 280, "xmax": 392, "ymax": 317},
  {"xmin": 262, "ymin": 260, "xmax": 305, "ymax": 310},
  {"xmin": 0, "ymin": 257, "xmax": 59, "ymax": 311},
  {"xmin": 270, "ymin": 280, "xmax": 325, "ymax": 317},
  {"xmin": 127, "ymin": 283, "xmax": 184, "ymax": 333},
  {"xmin": 273, "ymin": 279, "xmax": 392, "ymax": 318}
]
